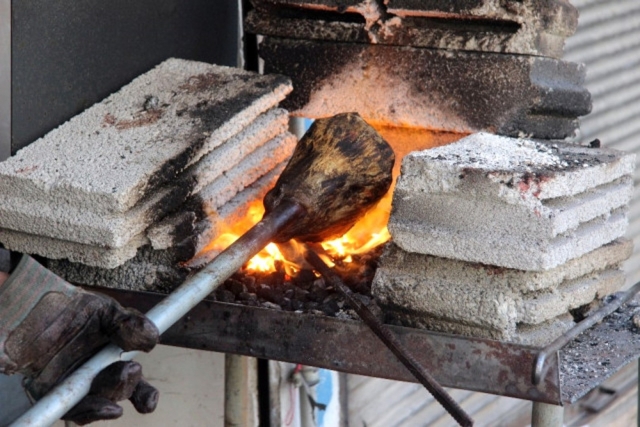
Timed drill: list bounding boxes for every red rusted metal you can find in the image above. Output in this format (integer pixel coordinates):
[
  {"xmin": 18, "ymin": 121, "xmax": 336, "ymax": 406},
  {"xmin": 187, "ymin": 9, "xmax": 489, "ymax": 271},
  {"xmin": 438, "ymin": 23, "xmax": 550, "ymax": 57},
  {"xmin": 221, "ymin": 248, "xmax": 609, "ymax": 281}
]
[{"xmin": 93, "ymin": 286, "xmax": 564, "ymax": 404}]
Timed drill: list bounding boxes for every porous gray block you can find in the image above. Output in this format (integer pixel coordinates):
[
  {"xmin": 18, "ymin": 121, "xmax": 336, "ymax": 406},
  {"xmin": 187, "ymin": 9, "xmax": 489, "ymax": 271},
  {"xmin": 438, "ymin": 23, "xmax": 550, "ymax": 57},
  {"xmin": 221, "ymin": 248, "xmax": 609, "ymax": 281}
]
[
  {"xmin": 0, "ymin": 136, "xmax": 295, "ymax": 267},
  {"xmin": 47, "ymin": 167, "xmax": 288, "ymax": 290},
  {"xmin": 148, "ymin": 162, "xmax": 285, "ymax": 254},
  {"xmin": 373, "ymin": 240, "xmax": 631, "ymax": 343},
  {"xmin": 0, "ymin": 58, "xmax": 291, "ymax": 215},
  {"xmin": 375, "ymin": 238, "xmax": 633, "ymax": 294},
  {"xmin": 0, "ymin": 123, "xmax": 295, "ymax": 248},
  {"xmin": 260, "ymin": 37, "xmax": 591, "ymax": 138},
  {"xmin": 190, "ymin": 108, "xmax": 289, "ymax": 195},
  {"xmin": 0, "ymin": 231, "xmax": 149, "ymax": 269},
  {"xmin": 247, "ymin": 0, "xmax": 577, "ymax": 57},
  {"xmin": 48, "ymin": 245, "xmax": 190, "ymax": 293},
  {"xmin": 389, "ymin": 133, "xmax": 635, "ymax": 270},
  {"xmin": 193, "ymin": 132, "xmax": 296, "ymax": 216},
  {"xmin": 393, "ymin": 312, "xmax": 576, "ymax": 347}
]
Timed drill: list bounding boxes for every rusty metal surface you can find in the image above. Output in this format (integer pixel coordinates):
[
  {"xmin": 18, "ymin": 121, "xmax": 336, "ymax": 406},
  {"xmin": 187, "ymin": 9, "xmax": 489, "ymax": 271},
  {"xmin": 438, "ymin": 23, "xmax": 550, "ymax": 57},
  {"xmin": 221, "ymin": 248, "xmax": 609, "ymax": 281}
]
[
  {"xmin": 534, "ymin": 281, "xmax": 640, "ymax": 386},
  {"xmin": 94, "ymin": 286, "xmax": 562, "ymax": 404},
  {"xmin": 560, "ymin": 293, "xmax": 640, "ymax": 404}
]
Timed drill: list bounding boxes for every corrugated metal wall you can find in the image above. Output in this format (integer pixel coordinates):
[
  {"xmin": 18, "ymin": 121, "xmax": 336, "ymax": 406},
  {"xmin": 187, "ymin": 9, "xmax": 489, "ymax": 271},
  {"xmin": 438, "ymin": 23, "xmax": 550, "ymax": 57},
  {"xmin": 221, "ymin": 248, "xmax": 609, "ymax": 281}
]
[
  {"xmin": 347, "ymin": 2, "xmax": 640, "ymax": 425},
  {"xmin": 564, "ymin": 0, "xmax": 640, "ymax": 288}
]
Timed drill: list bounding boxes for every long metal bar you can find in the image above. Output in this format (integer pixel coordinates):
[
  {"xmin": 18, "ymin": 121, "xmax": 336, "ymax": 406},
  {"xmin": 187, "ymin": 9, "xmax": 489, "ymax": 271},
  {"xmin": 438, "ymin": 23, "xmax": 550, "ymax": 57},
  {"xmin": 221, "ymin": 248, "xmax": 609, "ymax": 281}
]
[
  {"xmin": 303, "ymin": 246, "xmax": 474, "ymax": 427},
  {"xmin": 10, "ymin": 201, "xmax": 305, "ymax": 427},
  {"xmin": 533, "ymin": 280, "xmax": 640, "ymax": 385},
  {"xmin": 0, "ymin": 0, "xmax": 10, "ymax": 160}
]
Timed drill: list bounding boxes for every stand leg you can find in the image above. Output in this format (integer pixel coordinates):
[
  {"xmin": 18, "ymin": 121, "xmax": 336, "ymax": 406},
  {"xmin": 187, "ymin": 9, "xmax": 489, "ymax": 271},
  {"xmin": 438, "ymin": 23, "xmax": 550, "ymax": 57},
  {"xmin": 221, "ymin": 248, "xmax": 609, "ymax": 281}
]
[
  {"xmin": 531, "ymin": 402, "xmax": 563, "ymax": 427},
  {"xmin": 225, "ymin": 354, "xmax": 259, "ymax": 427}
]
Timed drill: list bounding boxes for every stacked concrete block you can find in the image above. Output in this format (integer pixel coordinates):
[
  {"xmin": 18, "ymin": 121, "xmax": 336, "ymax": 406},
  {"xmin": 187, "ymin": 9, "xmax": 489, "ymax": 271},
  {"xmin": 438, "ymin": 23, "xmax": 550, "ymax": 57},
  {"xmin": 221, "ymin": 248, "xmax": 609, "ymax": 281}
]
[
  {"xmin": 0, "ymin": 58, "xmax": 296, "ymax": 269},
  {"xmin": 373, "ymin": 133, "xmax": 635, "ymax": 346},
  {"xmin": 248, "ymin": 0, "xmax": 577, "ymax": 58},
  {"xmin": 389, "ymin": 133, "xmax": 635, "ymax": 270},
  {"xmin": 246, "ymin": 0, "xmax": 591, "ymax": 139},
  {"xmin": 373, "ymin": 240, "xmax": 631, "ymax": 345},
  {"xmin": 48, "ymin": 166, "xmax": 286, "ymax": 291}
]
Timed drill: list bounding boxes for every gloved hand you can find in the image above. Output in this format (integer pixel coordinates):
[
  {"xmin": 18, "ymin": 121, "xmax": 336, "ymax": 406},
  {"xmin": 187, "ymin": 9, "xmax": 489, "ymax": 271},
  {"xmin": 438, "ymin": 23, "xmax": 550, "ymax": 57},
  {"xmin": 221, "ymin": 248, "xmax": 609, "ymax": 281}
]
[{"xmin": 0, "ymin": 255, "xmax": 160, "ymax": 425}]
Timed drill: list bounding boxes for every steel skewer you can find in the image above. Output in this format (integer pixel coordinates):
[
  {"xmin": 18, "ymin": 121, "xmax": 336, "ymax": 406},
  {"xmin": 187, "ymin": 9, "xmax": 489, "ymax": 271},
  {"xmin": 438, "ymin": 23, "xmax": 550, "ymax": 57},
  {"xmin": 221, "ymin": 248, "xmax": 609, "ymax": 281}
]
[
  {"xmin": 303, "ymin": 245, "xmax": 474, "ymax": 427},
  {"xmin": 10, "ymin": 201, "xmax": 305, "ymax": 427}
]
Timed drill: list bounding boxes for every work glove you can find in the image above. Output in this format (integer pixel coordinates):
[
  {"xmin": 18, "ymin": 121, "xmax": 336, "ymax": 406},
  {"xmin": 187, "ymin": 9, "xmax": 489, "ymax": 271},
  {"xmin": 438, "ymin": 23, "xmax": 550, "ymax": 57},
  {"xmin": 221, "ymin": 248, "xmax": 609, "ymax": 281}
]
[{"xmin": 0, "ymin": 255, "xmax": 160, "ymax": 425}]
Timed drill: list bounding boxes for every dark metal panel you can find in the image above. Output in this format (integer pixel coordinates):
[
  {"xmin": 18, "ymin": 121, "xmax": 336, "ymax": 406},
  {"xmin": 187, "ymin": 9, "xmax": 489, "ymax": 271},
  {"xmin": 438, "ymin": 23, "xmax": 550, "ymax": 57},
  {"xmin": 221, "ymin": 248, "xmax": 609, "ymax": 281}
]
[
  {"xmin": 11, "ymin": 0, "xmax": 238, "ymax": 153},
  {"xmin": 93, "ymin": 286, "xmax": 563, "ymax": 405},
  {"xmin": 0, "ymin": 0, "xmax": 9, "ymax": 160}
]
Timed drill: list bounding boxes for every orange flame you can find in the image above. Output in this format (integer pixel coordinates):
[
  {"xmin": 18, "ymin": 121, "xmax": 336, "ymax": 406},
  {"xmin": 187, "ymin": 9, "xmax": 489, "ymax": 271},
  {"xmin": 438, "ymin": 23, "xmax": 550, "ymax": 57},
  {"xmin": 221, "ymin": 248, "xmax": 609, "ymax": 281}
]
[
  {"xmin": 199, "ymin": 192, "xmax": 391, "ymax": 275},
  {"xmin": 196, "ymin": 127, "xmax": 465, "ymax": 275}
]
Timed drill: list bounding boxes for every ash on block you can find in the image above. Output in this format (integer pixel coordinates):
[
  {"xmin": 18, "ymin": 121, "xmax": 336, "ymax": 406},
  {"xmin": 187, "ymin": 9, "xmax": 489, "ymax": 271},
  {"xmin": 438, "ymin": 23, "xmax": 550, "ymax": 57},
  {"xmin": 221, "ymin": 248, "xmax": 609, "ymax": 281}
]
[
  {"xmin": 372, "ymin": 239, "xmax": 633, "ymax": 346},
  {"xmin": 0, "ymin": 59, "xmax": 291, "ymax": 215},
  {"xmin": 0, "ymin": 114, "xmax": 293, "ymax": 250},
  {"xmin": 389, "ymin": 132, "xmax": 635, "ymax": 271},
  {"xmin": 45, "ymin": 163, "xmax": 286, "ymax": 278},
  {"xmin": 247, "ymin": 0, "xmax": 577, "ymax": 58},
  {"xmin": 0, "ymin": 58, "xmax": 296, "ymax": 269},
  {"xmin": 260, "ymin": 37, "xmax": 591, "ymax": 139}
]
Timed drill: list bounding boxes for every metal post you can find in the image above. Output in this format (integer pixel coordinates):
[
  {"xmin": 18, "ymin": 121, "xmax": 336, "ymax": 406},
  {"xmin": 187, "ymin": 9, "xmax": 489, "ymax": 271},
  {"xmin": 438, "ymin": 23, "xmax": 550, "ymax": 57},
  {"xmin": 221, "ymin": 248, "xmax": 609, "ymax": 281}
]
[
  {"xmin": 225, "ymin": 354, "xmax": 259, "ymax": 427},
  {"xmin": 531, "ymin": 402, "xmax": 563, "ymax": 427}
]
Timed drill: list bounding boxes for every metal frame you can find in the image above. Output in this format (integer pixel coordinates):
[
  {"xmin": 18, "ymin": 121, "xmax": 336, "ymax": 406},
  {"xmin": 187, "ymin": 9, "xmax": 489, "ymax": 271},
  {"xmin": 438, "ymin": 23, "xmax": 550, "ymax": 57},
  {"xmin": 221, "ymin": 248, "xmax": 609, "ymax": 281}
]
[
  {"xmin": 91, "ymin": 285, "xmax": 640, "ymax": 408},
  {"xmin": 98, "ymin": 288, "xmax": 561, "ymax": 402},
  {"xmin": 0, "ymin": 0, "xmax": 10, "ymax": 161}
]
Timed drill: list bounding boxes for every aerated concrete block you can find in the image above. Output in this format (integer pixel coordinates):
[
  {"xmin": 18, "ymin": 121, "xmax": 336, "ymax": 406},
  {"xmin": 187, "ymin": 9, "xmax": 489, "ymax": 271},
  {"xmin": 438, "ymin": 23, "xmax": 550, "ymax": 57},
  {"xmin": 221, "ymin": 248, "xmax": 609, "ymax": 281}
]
[
  {"xmin": 373, "ymin": 240, "xmax": 632, "ymax": 344},
  {"xmin": 46, "ymin": 165, "xmax": 288, "ymax": 288},
  {"xmin": 148, "ymin": 162, "xmax": 285, "ymax": 254},
  {"xmin": 260, "ymin": 37, "xmax": 591, "ymax": 138},
  {"xmin": 0, "ymin": 124, "xmax": 295, "ymax": 248},
  {"xmin": 389, "ymin": 133, "xmax": 635, "ymax": 270},
  {"xmin": 0, "ymin": 230, "xmax": 149, "ymax": 270},
  {"xmin": 0, "ymin": 58, "xmax": 291, "ymax": 216},
  {"xmin": 0, "ymin": 132, "xmax": 296, "ymax": 268},
  {"xmin": 48, "ymin": 245, "xmax": 190, "ymax": 293},
  {"xmin": 247, "ymin": 0, "xmax": 577, "ymax": 57},
  {"xmin": 0, "ymin": 161, "xmax": 288, "ymax": 269},
  {"xmin": 390, "ymin": 312, "xmax": 577, "ymax": 347}
]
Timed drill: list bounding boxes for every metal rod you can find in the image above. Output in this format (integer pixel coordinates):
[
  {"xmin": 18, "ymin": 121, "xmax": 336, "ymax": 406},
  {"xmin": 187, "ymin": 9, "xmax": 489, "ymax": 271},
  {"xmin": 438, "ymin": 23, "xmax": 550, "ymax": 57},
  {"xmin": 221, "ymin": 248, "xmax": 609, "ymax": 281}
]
[
  {"xmin": 531, "ymin": 402, "xmax": 563, "ymax": 427},
  {"xmin": 303, "ymin": 246, "xmax": 474, "ymax": 427},
  {"xmin": 11, "ymin": 200, "xmax": 305, "ymax": 427},
  {"xmin": 533, "ymin": 280, "xmax": 640, "ymax": 385}
]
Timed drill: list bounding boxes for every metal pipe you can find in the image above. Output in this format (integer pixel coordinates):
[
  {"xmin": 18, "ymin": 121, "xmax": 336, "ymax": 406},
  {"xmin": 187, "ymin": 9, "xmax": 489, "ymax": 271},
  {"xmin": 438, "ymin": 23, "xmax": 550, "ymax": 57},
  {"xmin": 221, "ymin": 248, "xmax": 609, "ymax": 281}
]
[
  {"xmin": 10, "ymin": 200, "xmax": 305, "ymax": 427},
  {"xmin": 531, "ymin": 402, "xmax": 563, "ymax": 427},
  {"xmin": 225, "ymin": 354, "xmax": 258, "ymax": 427},
  {"xmin": 533, "ymin": 280, "xmax": 640, "ymax": 385}
]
